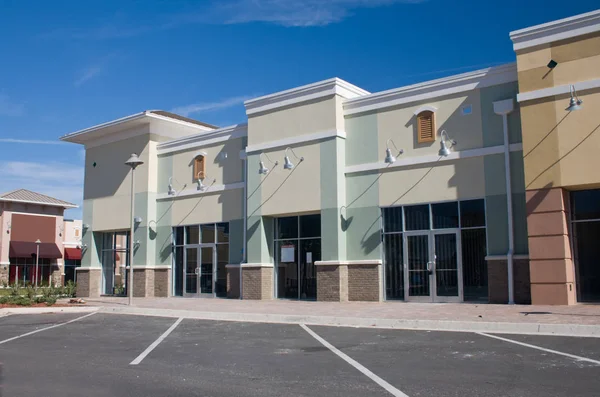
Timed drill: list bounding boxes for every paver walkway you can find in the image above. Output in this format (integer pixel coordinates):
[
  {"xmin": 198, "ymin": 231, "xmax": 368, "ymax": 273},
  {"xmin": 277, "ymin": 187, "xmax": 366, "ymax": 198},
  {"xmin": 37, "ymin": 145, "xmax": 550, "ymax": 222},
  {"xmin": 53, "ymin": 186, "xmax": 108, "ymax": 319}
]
[{"xmin": 74, "ymin": 297, "xmax": 600, "ymax": 325}]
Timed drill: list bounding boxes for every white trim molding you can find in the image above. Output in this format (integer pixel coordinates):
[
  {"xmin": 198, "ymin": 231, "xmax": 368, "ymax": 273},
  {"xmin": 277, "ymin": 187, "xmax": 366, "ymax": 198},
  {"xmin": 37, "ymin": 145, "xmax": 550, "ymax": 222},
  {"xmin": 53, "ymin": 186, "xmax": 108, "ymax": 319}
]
[
  {"xmin": 245, "ymin": 78, "xmax": 369, "ymax": 116},
  {"xmin": 345, "ymin": 143, "xmax": 523, "ymax": 174},
  {"xmin": 517, "ymin": 78, "xmax": 600, "ymax": 103},
  {"xmin": 246, "ymin": 129, "xmax": 346, "ymax": 153},
  {"xmin": 315, "ymin": 259, "xmax": 383, "ymax": 266},
  {"xmin": 156, "ymin": 182, "xmax": 244, "ymax": 201},
  {"xmin": 157, "ymin": 124, "xmax": 248, "ymax": 156},
  {"xmin": 0, "ymin": 199, "xmax": 78, "ymax": 209},
  {"xmin": 225, "ymin": 264, "xmax": 241, "ymax": 269},
  {"xmin": 485, "ymin": 255, "xmax": 529, "ymax": 261},
  {"xmin": 240, "ymin": 263, "xmax": 274, "ymax": 268},
  {"xmin": 510, "ymin": 10, "xmax": 600, "ymax": 51},
  {"xmin": 413, "ymin": 105, "xmax": 438, "ymax": 115},
  {"xmin": 0, "ymin": 262, "xmax": 10, "ymax": 266},
  {"xmin": 344, "ymin": 63, "xmax": 517, "ymax": 116}
]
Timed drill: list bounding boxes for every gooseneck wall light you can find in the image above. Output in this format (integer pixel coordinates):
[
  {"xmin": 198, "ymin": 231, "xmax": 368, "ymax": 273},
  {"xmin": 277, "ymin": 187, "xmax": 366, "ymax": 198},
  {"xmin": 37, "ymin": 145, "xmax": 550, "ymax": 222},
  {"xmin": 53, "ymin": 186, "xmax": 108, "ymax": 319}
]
[
  {"xmin": 167, "ymin": 177, "xmax": 177, "ymax": 196},
  {"xmin": 197, "ymin": 174, "xmax": 216, "ymax": 191},
  {"xmin": 566, "ymin": 85, "xmax": 583, "ymax": 112},
  {"xmin": 384, "ymin": 139, "xmax": 404, "ymax": 164},
  {"xmin": 439, "ymin": 130, "xmax": 457, "ymax": 157},
  {"xmin": 283, "ymin": 147, "xmax": 304, "ymax": 170},
  {"xmin": 258, "ymin": 152, "xmax": 278, "ymax": 175}
]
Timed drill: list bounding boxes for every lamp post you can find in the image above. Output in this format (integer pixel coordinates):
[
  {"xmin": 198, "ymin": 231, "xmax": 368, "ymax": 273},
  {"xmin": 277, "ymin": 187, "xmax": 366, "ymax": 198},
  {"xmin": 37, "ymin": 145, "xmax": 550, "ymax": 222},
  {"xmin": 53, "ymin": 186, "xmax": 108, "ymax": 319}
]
[
  {"xmin": 125, "ymin": 153, "xmax": 144, "ymax": 306},
  {"xmin": 35, "ymin": 239, "xmax": 41, "ymax": 287}
]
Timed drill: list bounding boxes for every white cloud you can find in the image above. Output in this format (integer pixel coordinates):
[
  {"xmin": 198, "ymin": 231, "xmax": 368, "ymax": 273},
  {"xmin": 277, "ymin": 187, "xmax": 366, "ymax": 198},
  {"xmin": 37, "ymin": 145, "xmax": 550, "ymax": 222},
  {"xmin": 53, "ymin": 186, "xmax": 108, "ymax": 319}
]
[
  {"xmin": 0, "ymin": 94, "xmax": 25, "ymax": 117},
  {"xmin": 74, "ymin": 65, "xmax": 103, "ymax": 87},
  {"xmin": 208, "ymin": 0, "xmax": 426, "ymax": 27},
  {"xmin": 0, "ymin": 161, "xmax": 84, "ymax": 218},
  {"xmin": 0, "ymin": 138, "xmax": 64, "ymax": 145},
  {"xmin": 171, "ymin": 95, "xmax": 255, "ymax": 117}
]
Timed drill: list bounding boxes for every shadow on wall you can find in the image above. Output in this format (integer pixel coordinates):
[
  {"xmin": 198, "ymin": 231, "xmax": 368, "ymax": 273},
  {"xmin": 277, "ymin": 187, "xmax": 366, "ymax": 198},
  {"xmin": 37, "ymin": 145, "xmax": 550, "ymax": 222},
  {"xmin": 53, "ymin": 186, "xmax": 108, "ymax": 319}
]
[
  {"xmin": 526, "ymin": 123, "xmax": 600, "ymax": 190},
  {"xmin": 248, "ymin": 162, "xmax": 302, "ymax": 218}
]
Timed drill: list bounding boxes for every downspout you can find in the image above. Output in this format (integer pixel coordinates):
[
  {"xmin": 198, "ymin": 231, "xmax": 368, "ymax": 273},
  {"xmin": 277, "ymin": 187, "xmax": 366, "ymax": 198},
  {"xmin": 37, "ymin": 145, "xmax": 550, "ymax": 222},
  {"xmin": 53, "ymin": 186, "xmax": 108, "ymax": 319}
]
[
  {"xmin": 493, "ymin": 99, "xmax": 516, "ymax": 305},
  {"xmin": 240, "ymin": 151, "xmax": 247, "ymax": 299}
]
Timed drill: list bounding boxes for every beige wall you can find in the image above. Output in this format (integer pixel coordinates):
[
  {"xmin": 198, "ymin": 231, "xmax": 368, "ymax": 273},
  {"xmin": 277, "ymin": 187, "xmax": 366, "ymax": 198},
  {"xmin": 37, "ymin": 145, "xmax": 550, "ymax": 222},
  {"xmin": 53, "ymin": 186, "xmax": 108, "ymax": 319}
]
[
  {"xmin": 63, "ymin": 219, "xmax": 82, "ymax": 246},
  {"xmin": 517, "ymin": 32, "xmax": 600, "ymax": 92},
  {"xmin": 376, "ymin": 92, "xmax": 484, "ymax": 159},
  {"xmin": 168, "ymin": 137, "xmax": 245, "ymax": 188},
  {"xmin": 170, "ymin": 189, "xmax": 243, "ymax": 226},
  {"xmin": 379, "ymin": 157, "xmax": 486, "ymax": 206},
  {"xmin": 256, "ymin": 141, "xmax": 322, "ymax": 216},
  {"xmin": 247, "ymin": 97, "xmax": 339, "ymax": 146}
]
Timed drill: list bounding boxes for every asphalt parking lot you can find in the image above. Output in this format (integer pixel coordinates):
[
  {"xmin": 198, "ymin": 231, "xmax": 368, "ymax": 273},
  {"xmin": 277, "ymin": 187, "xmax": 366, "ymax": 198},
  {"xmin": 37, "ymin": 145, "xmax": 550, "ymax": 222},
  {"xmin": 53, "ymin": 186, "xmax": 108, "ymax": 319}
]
[{"xmin": 0, "ymin": 312, "xmax": 599, "ymax": 397}]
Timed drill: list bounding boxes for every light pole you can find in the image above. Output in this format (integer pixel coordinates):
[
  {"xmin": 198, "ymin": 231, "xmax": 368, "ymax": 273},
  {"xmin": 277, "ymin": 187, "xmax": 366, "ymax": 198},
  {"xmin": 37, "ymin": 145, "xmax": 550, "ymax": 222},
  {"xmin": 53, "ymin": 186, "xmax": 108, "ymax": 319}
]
[
  {"xmin": 35, "ymin": 239, "xmax": 41, "ymax": 287},
  {"xmin": 125, "ymin": 153, "xmax": 144, "ymax": 306}
]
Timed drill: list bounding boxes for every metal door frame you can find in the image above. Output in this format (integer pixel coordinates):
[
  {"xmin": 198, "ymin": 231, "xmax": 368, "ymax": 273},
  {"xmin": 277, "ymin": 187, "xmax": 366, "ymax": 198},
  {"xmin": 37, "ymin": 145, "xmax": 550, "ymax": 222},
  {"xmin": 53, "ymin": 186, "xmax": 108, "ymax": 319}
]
[
  {"xmin": 183, "ymin": 243, "xmax": 217, "ymax": 298},
  {"xmin": 403, "ymin": 230, "xmax": 463, "ymax": 302}
]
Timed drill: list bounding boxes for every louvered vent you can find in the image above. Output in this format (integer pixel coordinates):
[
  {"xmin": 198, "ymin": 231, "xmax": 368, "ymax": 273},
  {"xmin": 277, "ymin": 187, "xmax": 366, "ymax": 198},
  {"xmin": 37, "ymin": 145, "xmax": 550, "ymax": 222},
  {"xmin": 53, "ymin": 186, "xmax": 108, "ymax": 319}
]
[{"xmin": 417, "ymin": 111, "xmax": 435, "ymax": 143}]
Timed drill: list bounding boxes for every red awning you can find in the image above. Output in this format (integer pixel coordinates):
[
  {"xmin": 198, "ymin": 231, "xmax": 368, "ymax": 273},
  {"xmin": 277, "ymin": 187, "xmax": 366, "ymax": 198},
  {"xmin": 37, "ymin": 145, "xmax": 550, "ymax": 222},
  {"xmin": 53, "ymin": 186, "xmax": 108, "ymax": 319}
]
[
  {"xmin": 64, "ymin": 248, "xmax": 82, "ymax": 260},
  {"xmin": 9, "ymin": 241, "xmax": 62, "ymax": 259}
]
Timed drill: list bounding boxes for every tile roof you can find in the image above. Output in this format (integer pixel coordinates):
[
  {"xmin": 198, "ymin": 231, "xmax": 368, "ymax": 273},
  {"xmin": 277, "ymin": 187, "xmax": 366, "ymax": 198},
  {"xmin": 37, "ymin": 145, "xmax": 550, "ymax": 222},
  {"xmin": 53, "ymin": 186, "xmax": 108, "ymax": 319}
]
[
  {"xmin": 149, "ymin": 110, "xmax": 219, "ymax": 129},
  {"xmin": 0, "ymin": 189, "xmax": 77, "ymax": 208}
]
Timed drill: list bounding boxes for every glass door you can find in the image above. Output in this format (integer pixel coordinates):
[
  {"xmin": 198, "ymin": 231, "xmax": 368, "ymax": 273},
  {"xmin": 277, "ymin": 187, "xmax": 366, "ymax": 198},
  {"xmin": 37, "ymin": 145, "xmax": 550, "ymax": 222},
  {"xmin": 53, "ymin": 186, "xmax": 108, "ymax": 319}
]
[
  {"xmin": 405, "ymin": 233, "xmax": 432, "ymax": 302},
  {"xmin": 199, "ymin": 246, "xmax": 215, "ymax": 296},
  {"xmin": 184, "ymin": 247, "xmax": 198, "ymax": 296},
  {"xmin": 433, "ymin": 231, "xmax": 462, "ymax": 302}
]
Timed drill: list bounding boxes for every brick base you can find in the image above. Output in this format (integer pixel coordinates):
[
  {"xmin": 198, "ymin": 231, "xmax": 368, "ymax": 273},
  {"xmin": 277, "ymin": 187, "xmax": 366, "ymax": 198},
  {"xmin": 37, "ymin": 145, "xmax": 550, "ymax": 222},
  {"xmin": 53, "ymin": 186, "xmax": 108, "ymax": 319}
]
[
  {"xmin": 132, "ymin": 268, "xmax": 170, "ymax": 297},
  {"xmin": 488, "ymin": 259, "xmax": 531, "ymax": 304},
  {"xmin": 227, "ymin": 266, "xmax": 240, "ymax": 299},
  {"xmin": 242, "ymin": 266, "xmax": 272, "ymax": 300},
  {"xmin": 348, "ymin": 264, "xmax": 381, "ymax": 302},
  {"xmin": 317, "ymin": 266, "xmax": 341, "ymax": 301},
  {"xmin": 75, "ymin": 268, "xmax": 102, "ymax": 298}
]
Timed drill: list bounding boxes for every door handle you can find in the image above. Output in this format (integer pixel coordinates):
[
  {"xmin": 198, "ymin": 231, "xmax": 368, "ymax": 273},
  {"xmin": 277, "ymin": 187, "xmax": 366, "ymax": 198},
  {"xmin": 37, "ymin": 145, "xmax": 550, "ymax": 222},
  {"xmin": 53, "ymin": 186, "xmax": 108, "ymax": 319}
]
[
  {"xmin": 426, "ymin": 261, "xmax": 434, "ymax": 275},
  {"xmin": 195, "ymin": 267, "xmax": 200, "ymax": 275}
]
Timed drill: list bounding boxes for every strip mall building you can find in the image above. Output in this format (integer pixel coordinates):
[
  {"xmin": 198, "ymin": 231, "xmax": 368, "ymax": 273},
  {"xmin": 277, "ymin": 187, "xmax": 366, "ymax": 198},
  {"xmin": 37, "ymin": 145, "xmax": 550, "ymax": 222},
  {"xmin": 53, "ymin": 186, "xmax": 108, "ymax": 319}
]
[{"xmin": 62, "ymin": 10, "xmax": 600, "ymax": 305}]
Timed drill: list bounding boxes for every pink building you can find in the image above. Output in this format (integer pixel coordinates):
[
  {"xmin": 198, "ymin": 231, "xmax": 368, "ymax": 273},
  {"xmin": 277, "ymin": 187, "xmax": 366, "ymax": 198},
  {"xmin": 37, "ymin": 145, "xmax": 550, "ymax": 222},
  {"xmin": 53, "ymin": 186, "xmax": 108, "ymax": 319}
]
[{"xmin": 0, "ymin": 189, "xmax": 81, "ymax": 286}]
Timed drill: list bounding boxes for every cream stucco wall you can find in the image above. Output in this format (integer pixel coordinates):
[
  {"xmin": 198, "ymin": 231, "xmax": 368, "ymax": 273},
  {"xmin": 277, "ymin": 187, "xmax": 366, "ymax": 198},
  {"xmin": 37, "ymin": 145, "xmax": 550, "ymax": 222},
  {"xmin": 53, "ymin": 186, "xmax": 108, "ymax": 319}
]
[
  {"xmin": 247, "ymin": 97, "xmax": 339, "ymax": 146},
  {"xmin": 169, "ymin": 189, "xmax": 243, "ymax": 226},
  {"xmin": 63, "ymin": 219, "xmax": 82, "ymax": 246},
  {"xmin": 254, "ymin": 141, "xmax": 322, "ymax": 216}
]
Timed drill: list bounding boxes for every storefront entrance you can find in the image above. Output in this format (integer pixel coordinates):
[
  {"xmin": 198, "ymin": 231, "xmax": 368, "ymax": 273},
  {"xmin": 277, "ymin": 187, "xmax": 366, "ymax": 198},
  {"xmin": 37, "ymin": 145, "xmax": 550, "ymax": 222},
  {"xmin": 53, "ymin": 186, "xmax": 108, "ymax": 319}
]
[
  {"xmin": 405, "ymin": 231, "xmax": 461, "ymax": 302},
  {"xmin": 184, "ymin": 245, "xmax": 216, "ymax": 297},
  {"xmin": 274, "ymin": 214, "xmax": 321, "ymax": 300}
]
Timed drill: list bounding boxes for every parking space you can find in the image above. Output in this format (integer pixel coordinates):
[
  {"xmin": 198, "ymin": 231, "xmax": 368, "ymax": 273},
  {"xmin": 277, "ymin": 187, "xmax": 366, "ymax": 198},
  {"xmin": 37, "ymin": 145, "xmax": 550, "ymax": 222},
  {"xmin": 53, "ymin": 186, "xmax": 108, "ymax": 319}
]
[{"xmin": 0, "ymin": 313, "xmax": 598, "ymax": 397}]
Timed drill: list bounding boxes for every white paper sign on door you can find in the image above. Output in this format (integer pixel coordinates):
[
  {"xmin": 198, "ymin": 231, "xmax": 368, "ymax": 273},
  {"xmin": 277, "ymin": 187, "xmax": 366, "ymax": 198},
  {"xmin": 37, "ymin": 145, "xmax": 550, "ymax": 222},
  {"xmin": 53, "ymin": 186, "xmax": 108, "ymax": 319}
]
[
  {"xmin": 306, "ymin": 252, "xmax": 312, "ymax": 264},
  {"xmin": 281, "ymin": 245, "xmax": 295, "ymax": 262}
]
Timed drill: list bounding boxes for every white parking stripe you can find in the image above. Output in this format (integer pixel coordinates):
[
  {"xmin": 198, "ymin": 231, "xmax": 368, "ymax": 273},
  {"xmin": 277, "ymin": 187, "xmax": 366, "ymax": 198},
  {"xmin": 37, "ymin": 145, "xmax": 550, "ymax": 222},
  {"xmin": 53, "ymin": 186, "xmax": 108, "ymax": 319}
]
[
  {"xmin": 0, "ymin": 312, "xmax": 97, "ymax": 346},
  {"xmin": 130, "ymin": 317, "xmax": 183, "ymax": 365},
  {"xmin": 300, "ymin": 324, "xmax": 410, "ymax": 397},
  {"xmin": 477, "ymin": 332, "xmax": 600, "ymax": 365}
]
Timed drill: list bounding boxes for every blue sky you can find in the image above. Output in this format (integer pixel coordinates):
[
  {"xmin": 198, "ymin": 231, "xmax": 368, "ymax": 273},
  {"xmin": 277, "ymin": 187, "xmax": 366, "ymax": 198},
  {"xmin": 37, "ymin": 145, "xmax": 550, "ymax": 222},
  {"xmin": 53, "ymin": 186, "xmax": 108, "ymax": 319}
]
[{"xmin": 0, "ymin": 0, "xmax": 598, "ymax": 219}]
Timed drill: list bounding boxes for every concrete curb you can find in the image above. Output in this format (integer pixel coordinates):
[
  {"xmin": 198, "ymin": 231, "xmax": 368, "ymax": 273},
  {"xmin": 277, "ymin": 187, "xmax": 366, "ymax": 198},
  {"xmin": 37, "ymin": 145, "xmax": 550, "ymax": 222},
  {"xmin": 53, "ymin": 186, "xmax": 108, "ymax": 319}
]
[
  {"xmin": 0, "ymin": 306, "xmax": 100, "ymax": 315},
  {"xmin": 100, "ymin": 306, "xmax": 600, "ymax": 338}
]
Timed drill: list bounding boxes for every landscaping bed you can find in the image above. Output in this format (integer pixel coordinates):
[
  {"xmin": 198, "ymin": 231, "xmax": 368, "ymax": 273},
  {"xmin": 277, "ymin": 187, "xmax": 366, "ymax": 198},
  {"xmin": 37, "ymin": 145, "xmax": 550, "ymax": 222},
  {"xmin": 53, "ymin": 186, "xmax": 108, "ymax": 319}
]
[{"xmin": 0, "ymin": 281, "xmax": 77, "ymax": 307}]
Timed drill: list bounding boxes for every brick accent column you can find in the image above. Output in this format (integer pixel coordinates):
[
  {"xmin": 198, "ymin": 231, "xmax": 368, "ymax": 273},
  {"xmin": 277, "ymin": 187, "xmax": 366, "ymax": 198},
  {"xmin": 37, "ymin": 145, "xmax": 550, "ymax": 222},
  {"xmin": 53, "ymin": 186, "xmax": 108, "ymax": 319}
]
[
  {"xmin": 153, "ymin": 268, "xmax": 170, "ymax": 297},
  {"xmin": 487, "ymin": 258, "xmax": 531, "ymax": 304},
  {"xmin": 526, "ymin": 188, "xmax": 576, "ymax": 305},
  {"xmin": 317, "ymin": 265, "xmax": 347, "ymax": 302},
  {"xmin": 227, "ymin": 265, "xmax": 240, "ymax": 299},
  {"xmin": 75, "ymin": 268, "xmax": 101, "ymax": 298},
  {"xmin": 348, "ymin": 264, "xmax": 381, "ymax": 302},
  {"xmin": 242, "ymin": 266, "xmax": 273, "ymax": 300}
]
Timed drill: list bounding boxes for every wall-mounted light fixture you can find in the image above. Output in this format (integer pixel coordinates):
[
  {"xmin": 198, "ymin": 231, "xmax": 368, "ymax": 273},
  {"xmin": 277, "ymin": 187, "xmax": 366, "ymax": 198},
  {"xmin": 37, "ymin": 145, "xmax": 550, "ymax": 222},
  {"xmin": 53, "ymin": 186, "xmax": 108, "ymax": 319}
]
[
  {"xmin": 168, "ymin": 177, "xmax": 177, "ymax": 196},
  {"xmin": 197, "ymin": 176, "xmax": 217, "ymax": 191},
  {"xmin": 283, "ymin": 147, "xmax": 304, "ymax": 170},
  {"xmin": 134, "ymin": 216, "xmax": 143, "ymax": 224},
  {"xmin": 82, "ymin": 224, "xmax": 90, "ymax": 230},
  {"xmin": 566, "ymin": 85, "xmax": 583, "ymax": 112},
  {"xmin": 547, "ymin": 59, "xmax": 558, "ymax": 69},
  {"xmin": 439, "ymin": 130, "xmax": 457, "ymax": 157},
  {"xmin": 259, "ymin": 153, "xmax": 278, "ymax": 175},
  {"xmin": 384, "ymin": 139, "xmax": 404, "ymax": 164}
]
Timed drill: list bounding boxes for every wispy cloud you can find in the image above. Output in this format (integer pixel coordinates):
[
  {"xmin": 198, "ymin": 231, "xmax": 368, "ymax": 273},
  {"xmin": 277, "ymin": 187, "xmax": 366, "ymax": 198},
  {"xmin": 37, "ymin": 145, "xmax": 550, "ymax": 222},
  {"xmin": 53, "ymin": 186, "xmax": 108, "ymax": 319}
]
[
  {"xmin": 171, "ymin": 95, "xmax": 255, "ymax": 117},
  {"xmin": 74, "ymin": 54, "xmax": 116, "ymax": 87},
  {"xmin": 0, "ymin": 138, "xmax": 64, "ymax": 145},
  {"xmin": 40, "ymin": 0, "xmax": 426, "ymax": 41},
  {"xmin": 208, "ymin": 0, "xmax": 426, "ymax": 27},
  {"xmin": 0, "ymin": 160, "xmax": 84, "ymax": 218},
  {"xmin": 0, "ymin": 94, "xmax": 25, "ymax": 117}
]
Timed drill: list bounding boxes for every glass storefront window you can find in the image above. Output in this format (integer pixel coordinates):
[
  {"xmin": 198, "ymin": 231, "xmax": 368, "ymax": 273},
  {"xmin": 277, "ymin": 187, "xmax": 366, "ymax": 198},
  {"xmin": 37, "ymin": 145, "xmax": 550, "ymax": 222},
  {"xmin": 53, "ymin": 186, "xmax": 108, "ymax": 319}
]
[
  {"xmin": 185, "ymin": 226, "xmax": 199, "ymax": 244},
  {"xmin": 571, "ymin": 189, "xmax": 600, "ymax": 221},
  {"xmin": 432, "ymin": 202, "xmax": 459, "ymax": 229},
  {"xmin": 300, "ymin": 214, "xmax": 320, "ymax": 238},
  {"xmin": 216, "ymin": 223, "xmax": 229, "ymax": 243},
  {"xmin": 277, "ymin": 217, "xmax": 298, "ymax": 239},
  {"xmin": 174, "ymin": 227, "xmax": 184, "ymax": 246},
  {"xmin": 383, "ymin": 207, "xmax": 403, "ymax": 233},
  {"xmin": 201, "ymin": 224, "xmax": 215, "ymax": 244},
  {"xmin": 460, "ymin": 199, "xmax": 486, "ymax": 228},
  {"xmin": 404, "ymin": 205, "xmax": 430, "ymax": 231}
]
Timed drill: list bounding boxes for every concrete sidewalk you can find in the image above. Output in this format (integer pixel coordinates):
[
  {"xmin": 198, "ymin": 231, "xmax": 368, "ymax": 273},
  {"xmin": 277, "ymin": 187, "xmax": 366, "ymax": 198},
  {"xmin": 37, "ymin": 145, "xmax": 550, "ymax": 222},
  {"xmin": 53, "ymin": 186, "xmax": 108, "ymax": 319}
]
[{"xmin": 59, "ymin": 297, "xmax": 600, "ymax": 337}]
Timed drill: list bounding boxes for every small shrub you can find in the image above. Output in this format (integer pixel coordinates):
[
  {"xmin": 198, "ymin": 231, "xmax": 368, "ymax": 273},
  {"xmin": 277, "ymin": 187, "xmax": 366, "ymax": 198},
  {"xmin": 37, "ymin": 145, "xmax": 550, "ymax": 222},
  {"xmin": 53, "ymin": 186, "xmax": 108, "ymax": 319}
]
[
  {"xmin": 9, "ymin": 283, "xmax": 19, "ymax": 296},
  {"xmin": 65, "ymin": 281, "xmax": 76, "ymax": 298}
]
